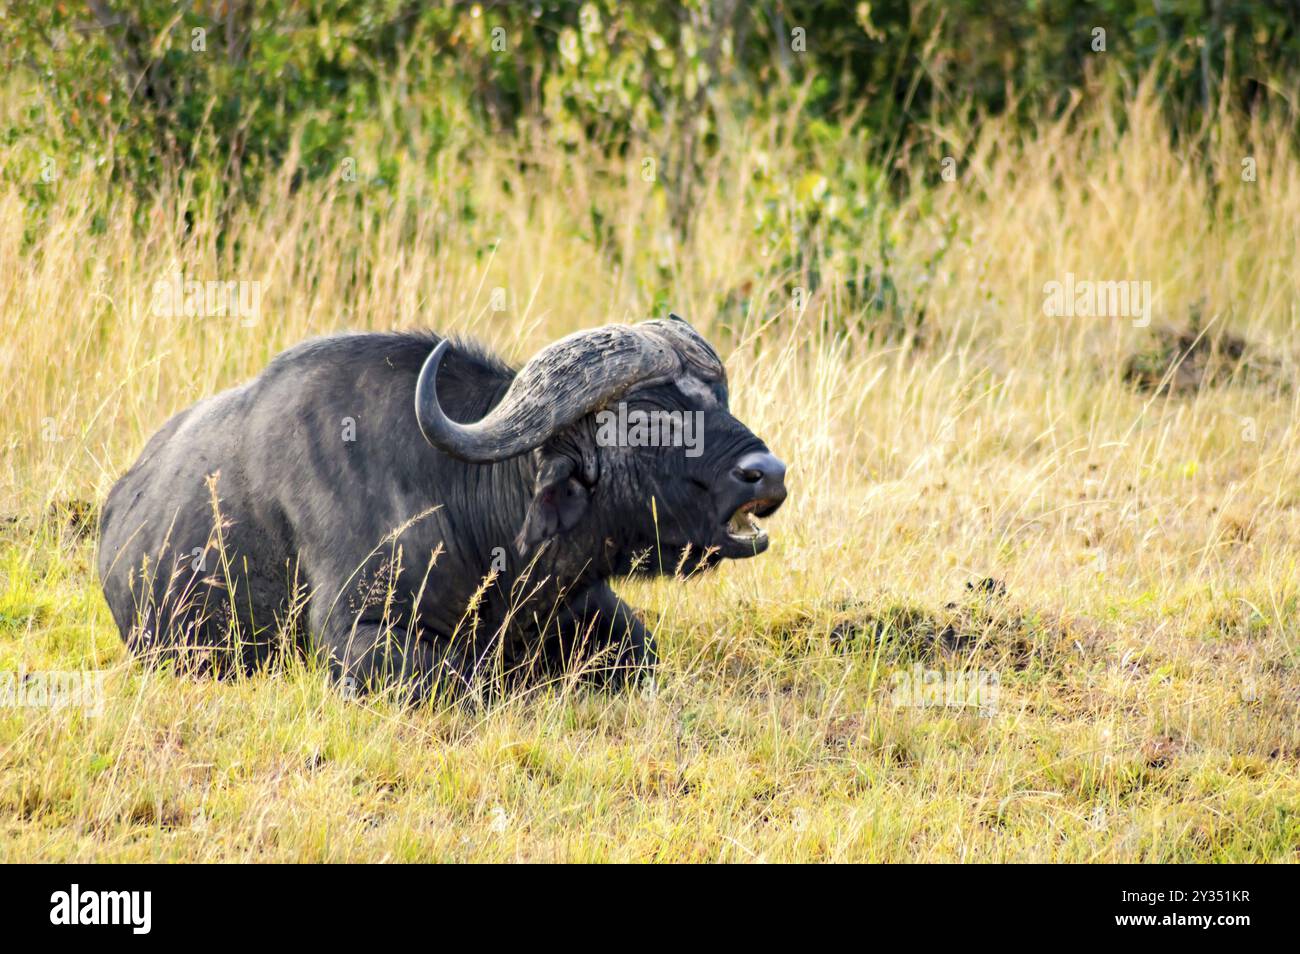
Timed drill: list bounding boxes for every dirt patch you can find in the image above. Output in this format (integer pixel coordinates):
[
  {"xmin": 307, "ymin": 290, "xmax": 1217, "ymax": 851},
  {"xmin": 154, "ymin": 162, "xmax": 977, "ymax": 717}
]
[
  {"xmin": 816, "ymin": 583, "xmax": 1086, "ymax": 672},
  {"xmin": 0, "ymin": 499, "xmax": 99, "ymax": 542},
  {"xmin": 1141, "ymin": 734, "xmax": 1185, "ymax": 769},
  {"xmin": 1122, "ymin": 316, "xmax": 1277, "ymax": 395}
]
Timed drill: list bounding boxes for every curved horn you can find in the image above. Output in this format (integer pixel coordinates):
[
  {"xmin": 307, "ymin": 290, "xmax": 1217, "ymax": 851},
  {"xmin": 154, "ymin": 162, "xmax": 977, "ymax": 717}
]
[{"xmin": 415, "ymin": 322, "xmax": 711, "ymax": 463}]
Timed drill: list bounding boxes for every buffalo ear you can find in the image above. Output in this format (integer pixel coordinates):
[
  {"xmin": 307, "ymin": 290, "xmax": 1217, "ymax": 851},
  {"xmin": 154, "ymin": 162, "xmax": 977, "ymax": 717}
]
[{"xmin": 515, "ymin": 456, "xmax": 591, "ymax": 555}]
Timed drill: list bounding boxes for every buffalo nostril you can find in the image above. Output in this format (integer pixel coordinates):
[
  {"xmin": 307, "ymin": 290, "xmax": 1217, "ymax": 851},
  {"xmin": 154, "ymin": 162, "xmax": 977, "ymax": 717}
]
[{"xmin": 734, "ymin": 451, "xmax": 787, "ymax": 495}]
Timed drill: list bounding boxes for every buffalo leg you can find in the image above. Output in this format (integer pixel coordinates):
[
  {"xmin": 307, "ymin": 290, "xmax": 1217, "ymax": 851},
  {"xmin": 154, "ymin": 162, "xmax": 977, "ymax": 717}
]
[
  {"xmin": 319, "ymin": 621, "xmax": 475, "ymax": 704},
  {"xmin": 549, "ymin": 583, "xmax": 657, "ymax": 688}
]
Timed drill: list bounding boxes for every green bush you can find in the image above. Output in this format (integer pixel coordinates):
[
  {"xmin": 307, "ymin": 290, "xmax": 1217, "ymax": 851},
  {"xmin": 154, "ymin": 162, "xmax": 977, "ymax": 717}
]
[{"xmin": 3, "ymin": 1, "xmax": 1298, "ymax": 205}]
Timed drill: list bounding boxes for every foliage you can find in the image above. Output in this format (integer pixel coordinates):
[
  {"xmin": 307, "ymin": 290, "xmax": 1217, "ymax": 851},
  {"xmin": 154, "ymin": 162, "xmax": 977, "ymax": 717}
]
[{"xmin": 4, "ymin": 1, "xmax": 1299, "ymax": 205}]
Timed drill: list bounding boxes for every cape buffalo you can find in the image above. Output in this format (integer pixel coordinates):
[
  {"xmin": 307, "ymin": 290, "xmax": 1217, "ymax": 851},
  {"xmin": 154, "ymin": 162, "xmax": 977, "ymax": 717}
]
[{"xmin": 96, "ymin": 315, "xmax": 787, "ymax": 699}]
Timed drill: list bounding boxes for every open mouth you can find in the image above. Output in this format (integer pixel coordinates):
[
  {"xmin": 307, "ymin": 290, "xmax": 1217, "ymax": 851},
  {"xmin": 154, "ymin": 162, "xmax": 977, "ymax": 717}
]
[{"xmin": 721, "ymin": 498, "xmax": 779, "ymax": 552}]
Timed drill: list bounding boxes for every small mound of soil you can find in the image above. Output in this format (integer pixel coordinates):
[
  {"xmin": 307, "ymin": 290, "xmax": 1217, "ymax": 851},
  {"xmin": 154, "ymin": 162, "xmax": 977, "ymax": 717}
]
[
  {"xmin": 1122, "ymin": 321, "xmax": 1269, "ymax": 395},
  {"xmin": 818, "ymin": 580, "xmax": 1083, "ymax": 672}
]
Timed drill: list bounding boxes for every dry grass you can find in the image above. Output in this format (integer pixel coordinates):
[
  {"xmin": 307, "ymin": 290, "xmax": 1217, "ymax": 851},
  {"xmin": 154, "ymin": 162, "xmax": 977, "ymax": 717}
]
[{"xmin": 1, "ymin": 82, "xmax": 1298, "ymax": 861}]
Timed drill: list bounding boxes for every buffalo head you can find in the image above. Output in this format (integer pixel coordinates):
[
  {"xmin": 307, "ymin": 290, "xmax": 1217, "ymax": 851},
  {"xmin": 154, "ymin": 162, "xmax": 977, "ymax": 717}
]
[{"xmin": 414, "ymin": 315, "xmax": 786, "ymax": 572}]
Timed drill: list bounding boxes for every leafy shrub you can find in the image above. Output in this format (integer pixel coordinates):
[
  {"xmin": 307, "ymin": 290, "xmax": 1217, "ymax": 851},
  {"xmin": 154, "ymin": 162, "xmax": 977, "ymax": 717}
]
[{"xmin": 3, "ymin": 0, "xmax": 1298, "ymax": 207}]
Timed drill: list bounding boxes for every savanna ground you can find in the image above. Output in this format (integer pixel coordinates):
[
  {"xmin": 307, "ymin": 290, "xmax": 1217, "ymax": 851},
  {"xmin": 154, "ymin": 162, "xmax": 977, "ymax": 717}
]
[{"xmin": 2, "ymin": 82, "xmax": 1298, "ymax": 862}]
